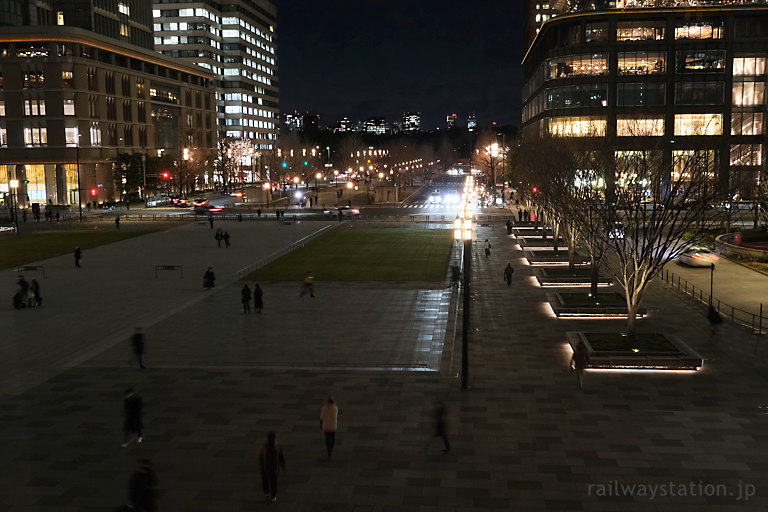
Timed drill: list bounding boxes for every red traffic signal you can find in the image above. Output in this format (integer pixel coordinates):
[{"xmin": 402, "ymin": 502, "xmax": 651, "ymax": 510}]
[
  {"xmin": 162, "ymin": 172, "xmax": 170, "ymax": 179},
  {"xmin": 90, "ymin": 188, "xmax": 97, "ymax": 196},
  {"xmin": 532, "ymin": 187, "xmax": 538, "ymax": 193}
]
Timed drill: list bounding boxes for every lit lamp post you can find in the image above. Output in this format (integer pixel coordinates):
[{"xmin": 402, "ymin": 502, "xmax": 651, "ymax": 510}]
[
  {"xmin": 485, "ymin": 143, "xmax": 499, "ymax": 206},
  {"xmin": 9, "ymin": 179, "xmax": 19, "ymax": 234},
  {"xmin": 454, "ymin": 175, "xmax": 475, "ymax": 390},
  {"xmin": 346, "ymin": 181, "xmax": 353, "ymax": 205},
  {"xmin": 334, "ymin": 169, "xmax": 339, "ymax": 188}
]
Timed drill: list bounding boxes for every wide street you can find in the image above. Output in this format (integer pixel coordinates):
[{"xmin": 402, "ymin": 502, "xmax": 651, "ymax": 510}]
[{"xmin": 3, "ymin": 212, "xmax": 768, "ymax": 511}]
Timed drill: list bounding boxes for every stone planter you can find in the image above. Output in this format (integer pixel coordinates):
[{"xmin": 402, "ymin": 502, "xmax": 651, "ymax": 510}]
[
  {"xmin": 715, "ymin": 233, "xmax": 768, "ymax": 260},
  {"xmin": 534, "ymin": 267, "xmax": 613, "ymax": 287},
  {"xmin": 566, "ymin": 331, "xmax": 703, "ymax": 370},
  {"xmin": 524, "ymin": 251, "xmax": 590, "ymax": 266},
  {"xmin": 548, "ymin": 292, "xmax": 645, "ymax": 318}
]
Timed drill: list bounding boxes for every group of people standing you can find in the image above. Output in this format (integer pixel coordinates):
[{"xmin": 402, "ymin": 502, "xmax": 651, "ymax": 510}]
[
  {"xmin": 214, "ymin": 228, "xmax": 231, "ymax": 248},
  {"xmin": 12, "ymin": 275, "xmax": 42, "ymax": 309},
  {"xmin": 240, "ymin": 283, "xmax": 264, "ymax": 313}
]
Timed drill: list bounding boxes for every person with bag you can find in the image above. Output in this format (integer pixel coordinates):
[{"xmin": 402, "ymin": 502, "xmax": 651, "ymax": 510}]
[
  {"xmin": 203, "ymin": 267, "xmax": 215, "ymax": 290},
  {"xmin": 258, "ymin": 431, "xmax": 286, "ymax": 502},
  {"xmin": 569, "ymin": 341, "xmax": 588, "ymax": 390},
  {"xmin": 483, "ymin": 239, "xmax": 491, "ymax": 258}
]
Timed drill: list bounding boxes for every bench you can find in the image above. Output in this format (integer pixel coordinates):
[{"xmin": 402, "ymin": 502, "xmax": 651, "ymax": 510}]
[
  {"xmin": 16, "ymin": 265, "xmax": 45, "ymax": 277},
  {"xmin": 154, "ymin": 265, "xmax": 183, "ymax": 279}
]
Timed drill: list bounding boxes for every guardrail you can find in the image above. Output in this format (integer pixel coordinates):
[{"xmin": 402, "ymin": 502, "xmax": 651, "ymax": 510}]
[
  {"xmin": 661, "ymin": 268, "xmax": 766, "ymax": 335},
  {"xmin": 235, "ymin": 224, "xmax": 337, "ymax": 279}
]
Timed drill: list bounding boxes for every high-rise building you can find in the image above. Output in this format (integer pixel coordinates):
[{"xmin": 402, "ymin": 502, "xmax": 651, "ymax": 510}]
[
  {"xmin": 334, "ymin": 117, "xmax": 352, "ymax": 133},
  {"xmin": 153, "ymin": 0, "xmax": 278, "ymax": 149},
  {"xmin": 0, "ymin": 0, "xmax": 155, "ymax": 49},
  {"xmin": 446, "ymin": 113, "xmax": 457, "ymax": 129},
  {"xmin": 283, "ymin": 112, "xmax": 302, "ymax": 131},
  {"xmin": 523, "ymin": 3, "xmax": 768, "ymax": 200},
  {"xmin": 524, "ymin": 0, "xmax": 566, "ymax": 47},
  {"xmin": 402, "ymin": 112, "xmax": 421, "ymax": 132},
  {"xmin": 365, "ymin": 118, "xmax": 388, "ymax": 135},
  {"xmin": 467, "ymin": 113, "xmax": 477, "ymax": 130}
]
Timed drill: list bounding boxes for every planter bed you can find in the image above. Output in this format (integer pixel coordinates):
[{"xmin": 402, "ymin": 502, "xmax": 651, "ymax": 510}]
[
  {"xmin": 513, "ymin": 227, "xmax": 553, "ymax": 237},
  {"xmin": 518, "ymin": 237, "xmax": 566, "ymax": 247},
  {"xmin": 548, "ymin": 292, "xmax": 645, "ymax": 318},
  {"xmin": 566, "ymin": 331, "xmax": 703, "ymax": 370},
  {"xmin": 534, "ymin": 267, "xmax": 613, "ymax": 287},
  {"xmin": 525, "ymin": 251, "xmax": 590, "ymax": 266}
]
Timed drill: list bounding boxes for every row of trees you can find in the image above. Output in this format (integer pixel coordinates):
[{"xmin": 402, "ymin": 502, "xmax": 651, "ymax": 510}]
[{"xmin": 520, "ymin": 136, "xmax": 730, "ymax": 342}]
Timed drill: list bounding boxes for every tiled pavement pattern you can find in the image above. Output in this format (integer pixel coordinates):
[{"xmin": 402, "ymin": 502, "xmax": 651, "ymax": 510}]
[{"xmin": 3, "ymin": 219, "xmax": 768, "ymax": 511}]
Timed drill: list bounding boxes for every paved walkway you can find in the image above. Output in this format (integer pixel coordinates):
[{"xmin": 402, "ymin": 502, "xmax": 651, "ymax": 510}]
[{"xmin": 2, "ymin": 220, "xmax": 768, "ymax": 511}]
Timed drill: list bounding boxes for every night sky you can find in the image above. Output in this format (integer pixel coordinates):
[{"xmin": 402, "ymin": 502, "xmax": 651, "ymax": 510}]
[{"xmin": 274, "ymin": 0, "xmax": 524, "ymax": 130}]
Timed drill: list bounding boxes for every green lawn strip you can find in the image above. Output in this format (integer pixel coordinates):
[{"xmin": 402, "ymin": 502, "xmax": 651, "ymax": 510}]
[
  {"xmin": 559, "ymin": 292, "xmax": 626, "ymax": 307},
  {"xmin": 585, "ymin": 333, "xmax": 680, "ymax": 353},
  {"xmin": 245, "ymin": 227, "xmax": 453, "ymax": 281},
  {"xmin": 734, "ymin": 258, "xmax": 768, "ymax": 273},
  {"xmin": 0, "ymin": 228, "xmax": 161, "ymax": 270},
  {"xmin": 541, "ymin": 267, "xmax": 594, "ymax": 277}
]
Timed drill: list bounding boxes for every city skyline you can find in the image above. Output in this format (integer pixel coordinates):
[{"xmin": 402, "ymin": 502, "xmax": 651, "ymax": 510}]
[{"xmin": 274, "ymin": 0, "xmax": 524, "ymax": 129}]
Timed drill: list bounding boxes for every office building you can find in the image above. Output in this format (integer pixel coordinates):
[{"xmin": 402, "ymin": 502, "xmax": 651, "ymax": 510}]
[
  {"xmin": 523, "ymin": 4, "xmax": 768, "ymax": 198},
  {"xmin": 365, "ymin": 118, "xmax": 388, "ymax": 135},
  {"xmin": 525, "ymin": 0, "xmax": 566, "ymax": 47},
  {"xmin": 402, "ymin": 112, "xmax": 421, "ymax": 132},
  {"xmin": 153, "ymin": 0, "xmax": 278, "ymax": 149},
  {"xmin": 446, "ymin": 113, "xmax": 457, "ymax": 129}
]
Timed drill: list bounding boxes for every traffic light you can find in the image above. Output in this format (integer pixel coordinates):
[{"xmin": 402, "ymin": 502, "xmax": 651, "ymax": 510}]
[
  {"xmin": 532, "ymin": 187, "xmax": 538, "ymax": 193},
  {"xmin": 90, "ymin": 188, "xmax": 97, "ymax": 196},
  {"xmin": 282, "ymin": 162, "xmax": 287, "ymax": 168},
  {"xmin": 304, "ymin": 161, "xmax": 308, "ymax": 166},
  {"xmin": 162, "ymin": 171, "xmax": 170, "ymax": 179},
  {"xmin": 23, "ymin": 179, "xmax": 29, "ymax": 184}
]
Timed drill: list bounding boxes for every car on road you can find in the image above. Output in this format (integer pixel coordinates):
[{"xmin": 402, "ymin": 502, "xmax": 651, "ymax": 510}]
[
  {"xmin": 193, "ymin": 204, "xmax": 223, "ymax": 214},
  {"xmin": 323, "ymin": 206, "xmax": 360, "ymax": 217},
  {"xmin": 190, "ymin": 198, "xmax": 209, "ymax": 207},
  {"xmin": 171, "ymin": 197, "xmax": 188, "ymax": 207},
  {"xmin": 678, "ymin": 247, "xmax": 719, "ymax": 267},
  {"xmin": 428, "ymin": 191, "xmax": 442, "ymax": 204}
]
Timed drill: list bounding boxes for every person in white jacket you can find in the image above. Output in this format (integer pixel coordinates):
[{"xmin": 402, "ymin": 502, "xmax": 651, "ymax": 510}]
[{"xmin": 320, "ymin": 397, "xmax": 339, "ymax": 460}]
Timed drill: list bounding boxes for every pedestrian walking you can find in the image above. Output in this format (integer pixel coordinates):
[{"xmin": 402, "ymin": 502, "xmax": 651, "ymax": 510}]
[
  {"xmin": 237, "ymin": 213, "xmax": 243, "ymax": 222},
  {"xmin": 506, "ymin": 219, "xmax": 513, "ymax": 235},
  {"xmin": 74, "ymin": 246, "xmax": 82, "ymax": 267},
  {"xmin": 522, "ymin": 209, "xmax": 528, "ymax": 222},
  {"xmin": 128, "ymin": 458, "xmax": 158, "ymax": 512},
  {"xmin": 55, "ymin": 211, "xmax": 60, "ymax": 222},
  {"xmin": 258, "ymin": 431, "xmax": 286, "ymax": 502},
  {"xmin": 707, "ymin": 305, "xmax": 723, "ymax": 340},
  {"xmin": 22, "ymin": 209, "xmax": 27, "ymax": 222},
  {"xmin": 434, "ymin": 403, "xmax": 451, "ymax": 453},
  {"xmin": 256, "ymin": 208, "xmax": 262, "ymax": 217},
  {"xmin": 115, "ymin": 215, "xmax": 120, "ymax": 229},
  {"xmin": 300, "ymin": 271, "xmax": 315, "ymax": 298},
  {"xmin": 31, "ymin": 279, "xmax": 42, "ymax": 306},
  {"xmin": 450, "ymin": 264, "xmax": 461, "ymax": 288},
  {"xmin": 253, "ymin": 283, "xmax": 263, "ymax": 313},
  {"xmin": 320, "ymin": 397, "xmax": 339, "ymax": 460},
  {"xmin": 503, "ymin": 263, "xmax": 514, "ymax": 286},
  {"xmin": 131, "ymin": 328, "xmax": 146, "ymax": 369},
  {"xmin": 241, "ymin": 284, "xmax": 252, "ymax": 313},
  {"xmin": 122, "ymin": 387, "xmax": 143, "ymax": 447},
  {"xmin": 208, "ymin": 214, "xmax": 214, "ymax": 229},
  {"xmin": 215, "ymin": 228, "xmax": 223, "ymax": 247},
  {"xmin": 569, "ymin": 341, "xmax": 588, "ymax": 390},
  {"xmin": 483, "ymin": 239, "xmax": 491, "ymax": 258},
  {"xmin": 223, "ymin": 231, "xmax": 231, "ymax": 248},
  {"xmin": 203, "ymin": 267, "xmax": 215, "ymax": 290}
]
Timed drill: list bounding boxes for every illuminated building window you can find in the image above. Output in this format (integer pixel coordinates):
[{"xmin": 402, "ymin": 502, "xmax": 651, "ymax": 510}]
[
  {"xmin": 57, "ymin": 11, "xmax": 64, "ymax": 25},
  {"xmin": 24, "ymin": 127, "xmax": 47, "ymax": 145},
  {"xmin": 616, "ymin": 83, "xmax": 665, "ymax": 106},
  {"xmin": 547, "ymin": 116, "xmax": 607, "ymax": 137},
  {"xmin": 672, "ymin": 150, "xmax": 717, "ymax": 182},
  {"xmin": 24, "ymin": 99, "xmax": 46, "ymax": 116},
  {"xmin": 65, "ymin": 127, "xmax": 78, "ymax": 146},
  {"xmin": 63, "ymin": 99, "xmax": 75, "ymax": 116},
  {"xmin": 733, "ymin": 57, "xmax": 767, "ymax": 76},
  {"xmin": 730, "ymin": 144, "xmax": 762, "ymax": 166},
  {"xmin": 675, "ymin": 81, "xmax": 724, "ymax": 105},
  {"xmin": 732, "ymin": 81, "xmax": 765, "ymax": 106},
  {"xmin": 17, "ymin": 46, "xmax": 48, "ymax": 58},
  {"xmin": 548, "ymin": 54, "xmax": 607, "ymax": 79},
  {"xmin": 120, "ymin": 24, "xmax": 129, "ymax": 37},
  {"xmin": 62, "ymin": 71, "xmax": 73, "ymax": 87},
  {"xmin": 731, "ymin": 111, "xmax": 763, "ymax": 135},
  {"xmin": 546, "ymin": 84, "xmax": 607, "ymax": 108},
  {"xmin": 0, "ymin": 101, "xmax": 4, "ymax": 116},
  {"xmin": 616, "ymin": 116, "xmax": 664, "ymax": 136},
  {"xmin": 674, "ymin": 113, "xmax": 723, "ymax": 136},
  {"xmin": 118, "ymin": 2, "xmax": 130, "ymax": 15},
  {"xmin": 23, "ymin": 73, "xmax": 44, "ymax": 87},
  {"xmin": 618, "ymin": 51, "xmax": 665, "ymax": 75},
  {"xmin": 585, "ymin": 23, "xmax": 608, "ymax": 42},
  {"xmin": 616, "ymin": 22, "xmax": 664, "ymax": 41},
  {"xmin": 90, "ymin": 122, "xmax": 101, "ymax": 146},
  {"xmin": 675, "ymin": 22, "xmax": 723, "ymax": 40},
  {"xmin": 0, "ymin": 128, "xmax": 6, "ymax": 146},
  {"xmin": 677, "ymin": 50, "xmax": 725, "ymax": 72}
]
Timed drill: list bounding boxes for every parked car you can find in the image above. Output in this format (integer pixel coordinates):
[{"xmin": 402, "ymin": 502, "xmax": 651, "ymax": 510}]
[
  {"xmin": 323, "ymin": 206, "xmax": 360, "ymax": 216},
  {"xmin": 678, "ymin": 247, "xmax": 719, "ymax": 267}
]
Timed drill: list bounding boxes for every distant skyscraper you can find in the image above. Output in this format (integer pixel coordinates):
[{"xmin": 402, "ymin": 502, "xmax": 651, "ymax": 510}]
[
  {"xmin": 334, "ymin": 117, "xmax": 353, "ymax": 132},
  {"xmin": 153, "ymin": 0, "xmax": 279, "ymax": 149},
  {"xmin": 402, "ymin": 112, "xmax": 421, "ymax": 133},
  {"xmin": 446, "ymin": 113, "xmax": 457, "ymax": 129},
  {"xmin": 365, "ymin": 118, "xmax": 388, "ymax": 135},
  {"xmin": 0, "ymin": 0, "xmax": 155, "ymax": 49},
  {"xmin": 467, "ymin": 114, "xmax": 477, "ymax": 130},
  {"xmin": 524, "ymin": 0, "xmax": 566, "ymax": 47},
  {"xmin": 283, "ymin": 112, "xmax": 302, "ymax": 131}
]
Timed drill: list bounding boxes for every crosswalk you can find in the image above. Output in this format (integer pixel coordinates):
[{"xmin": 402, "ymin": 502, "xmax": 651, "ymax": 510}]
[{"xmin": 401, "ymin": 203, "xmax": 456, "ymax": 209}]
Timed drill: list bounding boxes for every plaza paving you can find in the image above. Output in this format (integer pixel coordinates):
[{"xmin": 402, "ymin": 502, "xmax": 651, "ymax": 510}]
[{"xmin": 2, "ymin": 219, "xmax": 768, "ymax": 511}]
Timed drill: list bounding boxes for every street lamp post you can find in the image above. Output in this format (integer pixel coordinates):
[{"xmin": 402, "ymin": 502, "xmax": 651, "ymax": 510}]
[
  {"xmin": 9, "ymin": 179, "xmax": 19, "ymax": 234},
  {"xmin": 346, "ymin": 181, "xmax": 353, "ymax": 206},
  {"xmin": 76, "ymin": 140, "xmax": 83, "ymax": 222},
  {"xmin": 454, "ymin": 175, "xmax": 475, "ymax": 390},
  {"xmin": 709, "ymin": 263, "xmax": 715, "ymax": 307}
]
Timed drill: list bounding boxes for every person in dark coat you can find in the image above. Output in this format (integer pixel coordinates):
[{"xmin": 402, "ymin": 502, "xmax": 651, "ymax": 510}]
[
  {"xmin": 253, "ymin": 284, "xmax": 263, "ymax": 313},
  {"xmin": 122, "ymin": 387, "xmax": 143, "ymax": 446},
  {"xmin": 223, "ymin": 231, "xmax": 231, "ymax": 248},
  {"xmin": 208, "ymin": 214, "xmax": 214, "ymax": 229},
  {"xmin": 434, "ymin": 403, "xmax": 450, "ymax": 453},
  {"xmin": 115, "ymin": 215, "xmax": 120, "ymax": 229},
  {"xmin": 31, "ymin": 279, "xmax": 42, "ymax": 306},
  {"xmin": 215, "ymin": 228, "xmax": 223, "ymax": 247},
  {"xmin": 131, "ymin": 328, "xmax": 146, "ymax": 369},
  {"xmin": 503, "ymin": 263, "xmax": 514, "ymax": 286},
  {"xmin": 570, "ymin": 341, "xmax": 589, "ymax": 390},
  {"xmin": 506, "ymin": 219, "xmax": 513, "ymax": 235},
  {"xmin": 517, "ymin": 209, "xmax": 523, "ymax": 222},
  {"xmin": 74, "ymin": 247, "xmax": 82, "ymax": 267},
  {"xmin": 203, "ymin": 267, "xmax": 215, "ymax": 290},
  {"xmin": 259, "ymin": 431, "xmax": 286, "ymax": 502},
  {"xmin": 241, "ymin": 284, "xmax": 252, "ymax": 313},
  {"xmin": 128, "ymin": 458, "xmax": 158, "ymax": 512}
]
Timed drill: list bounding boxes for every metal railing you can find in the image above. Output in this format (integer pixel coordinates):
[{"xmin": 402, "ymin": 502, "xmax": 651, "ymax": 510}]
[
  {"xmin": 235, "ymin": 224, "xmax": 337, "ymax": 279},
  {"xmin": 661, "ymin": 269, "xmax": 766, "ymax": 335}
]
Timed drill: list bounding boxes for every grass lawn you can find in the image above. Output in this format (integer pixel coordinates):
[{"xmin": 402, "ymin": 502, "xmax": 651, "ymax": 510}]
[
  {"xmin": 245, "ymin": 227, "xmax": 453, "ymax": 281},
  {"xmin": 0, "ymin": 227, "xmax": 162, "ymax": 270},
  {"xmin": 585, "ymin": 332, "xmax": 680, "ymax": 353},
  {"xmin": 736, "ymin": 258, "xmax": 768, "ymax": 274},
  {"xmin": 559, "ymin": 292, "xmax": 626, "ymax": 307},
  {"xmin": 542, "ymin": 267, "xmax": 594, "ymax": 277}
]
